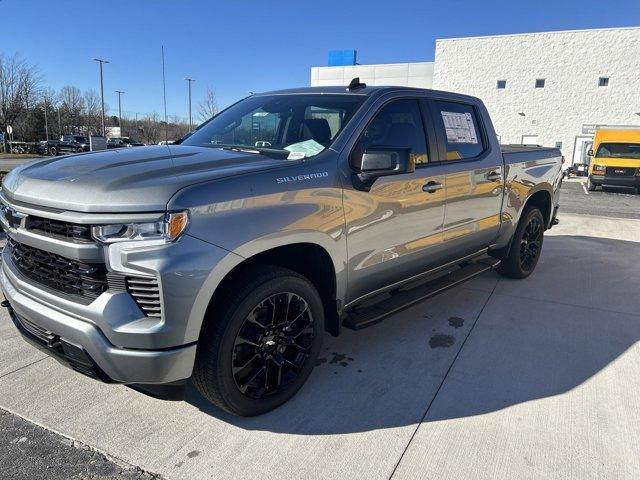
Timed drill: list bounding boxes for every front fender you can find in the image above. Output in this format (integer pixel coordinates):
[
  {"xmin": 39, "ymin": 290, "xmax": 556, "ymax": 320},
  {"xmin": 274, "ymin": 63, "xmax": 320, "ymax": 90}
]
[{"xmin": 168, "ymin": 163, "xmax": 348, "ymax": 331}]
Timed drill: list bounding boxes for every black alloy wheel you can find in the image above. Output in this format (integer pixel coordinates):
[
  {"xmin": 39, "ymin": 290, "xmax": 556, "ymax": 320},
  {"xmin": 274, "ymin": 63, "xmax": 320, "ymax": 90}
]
[
  {"xmin": 519, "ymin": 215, "xmax": 542, "ymax": 271},
  {"xmin": 497, "ymin": 206, "xmax": 545, "ymax": 279},
  {"xmin": 232, "ymin": 292, "xmax": 315, "ymax": 399},
  {"xmin": 193, "ymin": 266, "xmax": 324, "ymax": 416}
]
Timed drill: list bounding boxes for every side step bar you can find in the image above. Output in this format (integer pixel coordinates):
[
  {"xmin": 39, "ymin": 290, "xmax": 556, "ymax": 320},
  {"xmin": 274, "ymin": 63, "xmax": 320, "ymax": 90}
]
[{"xmin": 343, "ymin": 257, "xmax": 500, "ymax": 330}]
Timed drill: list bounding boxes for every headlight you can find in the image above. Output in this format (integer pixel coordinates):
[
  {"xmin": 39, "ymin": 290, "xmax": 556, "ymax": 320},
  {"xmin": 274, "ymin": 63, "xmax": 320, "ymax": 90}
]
[
  {"xmin": 592, "ymin": 164, "xmax": 605, "ymax": 172},
  {"xmin": 91, "ymin": 211, "xmax": 189, "ymax": 244}
]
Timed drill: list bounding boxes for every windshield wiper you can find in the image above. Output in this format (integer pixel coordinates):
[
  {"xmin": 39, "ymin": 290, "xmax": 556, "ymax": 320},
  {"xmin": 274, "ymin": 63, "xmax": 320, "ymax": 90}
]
[{"xmin": 220, "ymin": 146, "xmax": 262, "ymax": 155}]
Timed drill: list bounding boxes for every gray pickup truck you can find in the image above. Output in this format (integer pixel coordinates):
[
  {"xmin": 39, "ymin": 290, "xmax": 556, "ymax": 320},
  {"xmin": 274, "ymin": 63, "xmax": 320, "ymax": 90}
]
[{"xmin": 0, "ymin": 83, "xmax": 561, "ymax": 416}]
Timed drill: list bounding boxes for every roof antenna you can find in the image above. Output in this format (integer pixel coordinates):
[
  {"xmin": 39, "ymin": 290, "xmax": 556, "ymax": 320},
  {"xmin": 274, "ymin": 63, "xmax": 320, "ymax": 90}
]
[{"xmin": 347, "ymin": 77, "xmax": 366, "ymax": 91}]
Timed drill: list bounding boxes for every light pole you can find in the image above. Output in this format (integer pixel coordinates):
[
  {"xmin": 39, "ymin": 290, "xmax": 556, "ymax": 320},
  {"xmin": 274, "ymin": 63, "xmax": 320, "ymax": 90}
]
[
  {"xmin": 93, "ymin": 58, "xmax": 109, "ymax": 136},
  {"xmin": 43, "ymin": 99, "xmax": 49, "ymax": 141},
  {"xmin": 115, "ymin": 90, "xmax": 124, "ymax": 136},
  {"xmin": 185, "ymin": 77, "xmax": 195, "ymax": 131}
]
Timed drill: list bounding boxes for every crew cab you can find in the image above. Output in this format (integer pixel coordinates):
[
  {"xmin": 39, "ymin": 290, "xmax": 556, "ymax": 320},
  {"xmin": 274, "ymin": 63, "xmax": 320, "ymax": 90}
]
[
  {"xmin": 1, "ymin": 83, "xmax": 561, "ymax": 416},
  {"xmin": 587, "ymin": 127, "xmax": 640, "ymax": 192}
]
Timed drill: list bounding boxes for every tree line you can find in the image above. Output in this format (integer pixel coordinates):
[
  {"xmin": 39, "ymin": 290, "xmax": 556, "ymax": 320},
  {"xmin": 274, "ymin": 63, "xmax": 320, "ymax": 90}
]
[{"xmin": 0, "ymin": 53, "xmax": 219, "ymax": 148}]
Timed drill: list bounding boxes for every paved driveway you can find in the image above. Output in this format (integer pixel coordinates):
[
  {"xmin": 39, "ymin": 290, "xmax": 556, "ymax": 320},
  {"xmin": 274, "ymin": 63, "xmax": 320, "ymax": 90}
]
[{"xmin": 1, "ymin": 212, "xmax": 639, "ymax": 479}]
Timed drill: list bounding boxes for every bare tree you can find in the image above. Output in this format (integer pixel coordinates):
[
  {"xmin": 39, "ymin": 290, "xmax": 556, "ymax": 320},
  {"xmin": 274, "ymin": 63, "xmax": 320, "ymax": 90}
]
[
  {"xmin": 0, "ymin": 54, "xmax": 41, "ymax": 149},
  {"xmin": 83, "ymin": 89, "xmax": 102, "ymax": 135},
  {"xmin": 58, "ymin": 85, "xmax": 85, "ymax": 134},
  {"xmin": 137, "ymin": 112, "xmax": 162, "ymax": 145},
  {"xmin": 198, "ymin": 86, "xmax": 218, "ymax": 122},
  {"xmin": 41, "ymin": 87, "xmax": 58, "ymax": 139}
]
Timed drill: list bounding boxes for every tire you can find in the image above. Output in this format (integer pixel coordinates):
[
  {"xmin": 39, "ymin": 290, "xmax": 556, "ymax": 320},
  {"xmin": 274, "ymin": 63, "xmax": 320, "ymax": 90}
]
[
  {"xmin": 497, "ymin": 206, "xmax": 545, "ymax": 279},
  {"xmin": 48, "ymin": 146, "xmax": 57, "ymax": 156},
  {"xmin": 76, "ymin": 147, "xmax": 84, "ymax": 153},
  {"xmin": 586, "ymin": 177, "xmax": 597, "ymax": 191},
  {"xmin": 193, "ymin": 265, "xmax": 324, "ymax": 416}
]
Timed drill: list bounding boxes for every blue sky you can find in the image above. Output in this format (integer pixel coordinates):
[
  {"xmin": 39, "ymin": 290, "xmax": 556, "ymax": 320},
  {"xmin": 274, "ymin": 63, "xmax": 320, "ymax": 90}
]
[{"xmin": 5, "ymin": 0, "xmax": 639, "ymax": 120}]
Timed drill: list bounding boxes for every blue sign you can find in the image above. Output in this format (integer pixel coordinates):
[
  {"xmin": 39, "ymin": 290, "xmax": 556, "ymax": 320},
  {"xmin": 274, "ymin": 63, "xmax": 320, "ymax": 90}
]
[{"xmin": 328, "ymin": 50, "xmax": 357, "ymax": 67}]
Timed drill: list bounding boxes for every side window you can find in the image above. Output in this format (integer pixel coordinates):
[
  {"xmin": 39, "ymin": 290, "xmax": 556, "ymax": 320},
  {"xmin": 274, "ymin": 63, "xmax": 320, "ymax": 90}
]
[
  {"xmin": 360, "ymin": 99, "xmax": 429, "ymax": 166},
  {"xmin": 433, "ymin": 101, "xmax": 484, "ymax": 161}
]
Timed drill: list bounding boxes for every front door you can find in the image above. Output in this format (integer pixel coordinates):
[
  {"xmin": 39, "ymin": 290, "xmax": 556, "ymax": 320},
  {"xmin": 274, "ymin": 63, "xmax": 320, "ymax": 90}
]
[
  {"xmin": 342, "ymin": 97, "xmax": 448, "ymax": 304},
  {"xmin": 429, "ymin": 99, "xmax": 504, "ymax": 261}
]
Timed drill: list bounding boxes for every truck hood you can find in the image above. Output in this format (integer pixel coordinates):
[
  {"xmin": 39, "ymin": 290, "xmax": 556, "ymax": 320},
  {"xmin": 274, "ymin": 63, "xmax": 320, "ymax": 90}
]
[{"xmin": 2, "ymin": 145, "xmax": 288, "ymax": 212}]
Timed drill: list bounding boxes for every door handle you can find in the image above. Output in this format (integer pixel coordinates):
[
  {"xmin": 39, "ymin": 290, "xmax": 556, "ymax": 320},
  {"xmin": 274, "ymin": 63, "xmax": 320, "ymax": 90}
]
[
  {"xmin": 422, "ymin": 181, "xmax": 443, "ymax": 193},
  {"xmin": 486, "ymin": 171, "xmax": 502, "ymax": 182}
]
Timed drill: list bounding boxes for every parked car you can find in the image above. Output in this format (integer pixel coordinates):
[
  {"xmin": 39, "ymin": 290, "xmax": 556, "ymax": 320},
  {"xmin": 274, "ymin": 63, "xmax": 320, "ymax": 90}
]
[
  {"xmin": 586, "ymin": 127, "xmax": 640, "ymax": 193},
  {"xmin": 107, "ymin": 137, "xmax": 145, "ymax": 149},
  {"xmin": 0, "ymin": 83, "xmax": 561, "ymax": 416},
  {"xmin": 569, "ymin": 162, "xmax": 589, "ymax": 177},
  {"xmin": 38, "ymin": 135, "xmax": 89, "ymax": 156}
]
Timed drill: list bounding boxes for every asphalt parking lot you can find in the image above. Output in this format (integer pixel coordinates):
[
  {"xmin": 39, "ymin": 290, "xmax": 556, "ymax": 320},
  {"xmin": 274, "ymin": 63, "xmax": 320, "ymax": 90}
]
[
  {"xmin": 561, "ymin": 176, "xmax": 640, "ymax": 219},
  {"xmin": 1, "ymin": 181, "xmax": 640, "ymax": 480}
]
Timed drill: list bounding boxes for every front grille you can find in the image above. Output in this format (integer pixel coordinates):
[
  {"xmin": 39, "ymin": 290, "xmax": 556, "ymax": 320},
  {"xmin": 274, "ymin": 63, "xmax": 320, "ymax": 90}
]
[
  {"xmin": 126, "ymin": 276, "xmax": 162, "ymax": 318},
  {"xmin": 605, "ymin": 167, "xmax": 636, "ymax": 176},
  {"xmin": 25, "ymin": 215, "xmax": 93, "ymax": 243},
  {"xmin": 8, "ymin": 238, "xmax": 108, "ymax": 300}
]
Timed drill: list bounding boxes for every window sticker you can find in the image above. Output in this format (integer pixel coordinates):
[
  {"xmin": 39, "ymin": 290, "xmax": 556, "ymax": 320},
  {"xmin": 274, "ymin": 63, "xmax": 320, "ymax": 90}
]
[{"xmin": 441, "ymin": 111, "xmax": 479, "ymax": 144}]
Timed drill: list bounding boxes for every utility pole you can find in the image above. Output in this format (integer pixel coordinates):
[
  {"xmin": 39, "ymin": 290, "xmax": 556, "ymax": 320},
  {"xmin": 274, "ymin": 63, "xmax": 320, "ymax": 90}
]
[
  {"xmin": 93, "ymin": 58, "xmax": 109, "ymax": 136},
  {"xmin": 161, "ymin": 46, "xmax": 168, "ymax": 142},
  {"xmin": 115, "ymin": 90, "xmax": 124, "ymax": 136},
  {"xmin": 43, "ymin": 100, "xmax": 49, "ymax": 141},
  {"xmin": 184, "ymin": 77, "xmax": 195, "ymax": 131}
]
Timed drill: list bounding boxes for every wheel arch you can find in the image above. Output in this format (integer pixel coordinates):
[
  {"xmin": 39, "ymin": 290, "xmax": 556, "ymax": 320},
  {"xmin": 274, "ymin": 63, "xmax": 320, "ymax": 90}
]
[
  {"xmin": 524, "ymin": 188, "xmax": 553, "ymax": 228},
  {"xmin": 490, "ymin": 186, "xmax": 553, "ymax": 260},
  {"xmin": 195, "ymin": 242, "xmax": 342, "ymax": 341}
]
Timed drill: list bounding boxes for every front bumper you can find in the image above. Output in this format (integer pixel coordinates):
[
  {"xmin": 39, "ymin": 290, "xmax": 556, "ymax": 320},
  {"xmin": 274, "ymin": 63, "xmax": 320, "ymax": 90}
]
[
  {"xmin": 1, "ymin": 262, "xmax": 197, "ymax": 385},
  {"xmin": 590, "ymin": 174, "xmax": 640, "ymax": 188}
]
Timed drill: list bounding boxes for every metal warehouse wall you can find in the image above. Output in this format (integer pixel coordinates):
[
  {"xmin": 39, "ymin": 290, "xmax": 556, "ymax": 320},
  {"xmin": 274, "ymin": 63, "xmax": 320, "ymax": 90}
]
[
  {"xmin": 432, "ymin": 27, "xmax": 640, "ymax": 163},
  {"xmin": 310, "ymin": 62, "xmax": 434, "ymax": 88}
]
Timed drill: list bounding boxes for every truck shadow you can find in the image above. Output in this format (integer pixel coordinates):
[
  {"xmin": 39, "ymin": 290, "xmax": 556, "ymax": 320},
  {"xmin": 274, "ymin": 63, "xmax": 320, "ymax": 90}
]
[{"xmin": 184, "ymin": 234, "xmax": 640, "ymax": 435}]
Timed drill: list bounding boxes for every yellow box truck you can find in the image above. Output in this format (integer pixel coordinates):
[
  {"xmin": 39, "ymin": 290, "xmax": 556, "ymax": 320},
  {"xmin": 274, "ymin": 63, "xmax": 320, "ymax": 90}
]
[{"xmin": 587, "ymin": 128, "xmax": 640, "ymax": 192}]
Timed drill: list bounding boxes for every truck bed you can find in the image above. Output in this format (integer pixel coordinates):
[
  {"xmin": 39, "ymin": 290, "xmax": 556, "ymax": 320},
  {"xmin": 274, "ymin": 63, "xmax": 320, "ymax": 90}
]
[{"xmin": 501, "ymin": 144, "xmax": 561, "ymax": 163}]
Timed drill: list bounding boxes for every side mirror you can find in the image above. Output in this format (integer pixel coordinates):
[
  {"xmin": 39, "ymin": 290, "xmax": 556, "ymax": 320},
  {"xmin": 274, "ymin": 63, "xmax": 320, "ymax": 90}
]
[
  {"xmin": 350, "ymin": 147, "xmax": 414, "ymax": 191},
  {"xmin": 587, "ymin": 149, "xmax": 594, "ymax": 157}
]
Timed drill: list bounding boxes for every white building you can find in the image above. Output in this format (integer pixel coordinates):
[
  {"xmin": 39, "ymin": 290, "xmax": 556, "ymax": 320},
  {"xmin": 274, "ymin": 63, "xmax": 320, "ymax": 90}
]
[
  {"xmin": 311, "ymin": 27, "xmax": 640, "ymax": 165},
  {"xmin": 310, "ymin": 62, "xmax": 433, "ymax": 89}
]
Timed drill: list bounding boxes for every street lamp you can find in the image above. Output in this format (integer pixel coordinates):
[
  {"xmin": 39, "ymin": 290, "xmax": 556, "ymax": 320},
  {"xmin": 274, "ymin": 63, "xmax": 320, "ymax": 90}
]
[
  {"xmin": 43, "ymin": 99, "xmax": 49, "ymax": 141},
  {"xmin": 93, "ymin": 58, "xmax": 109, "ymax": 136},
  {"xmin": 185, "ymin": 77, "xmax": 195, "ymax": 131},
  {"xmin": 115, "ymin": 90, "xmax": 124, "ymax": 136}
]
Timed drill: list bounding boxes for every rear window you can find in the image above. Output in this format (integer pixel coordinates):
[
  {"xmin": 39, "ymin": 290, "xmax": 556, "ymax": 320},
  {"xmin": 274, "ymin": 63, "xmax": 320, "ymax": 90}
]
[{"xmin": 433, "ymin": 101, "xmax": 485, "ymax": 160}]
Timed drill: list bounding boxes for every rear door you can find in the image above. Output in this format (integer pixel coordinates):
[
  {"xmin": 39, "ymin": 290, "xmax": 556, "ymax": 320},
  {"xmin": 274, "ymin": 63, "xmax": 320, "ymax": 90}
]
[{"xmin": 429, "ymin": 99, "xmax": 504, "ymax": 260}]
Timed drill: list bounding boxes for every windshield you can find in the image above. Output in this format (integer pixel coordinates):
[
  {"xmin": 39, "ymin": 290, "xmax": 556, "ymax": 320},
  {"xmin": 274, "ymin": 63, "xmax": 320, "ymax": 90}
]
[
  {"xmin": 595, "ymin": 142, "xmax": 640, "ymax": 159},
  {"xmin": 182, "ymin": 94, "xmax": 366, "ymax": 159}
]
